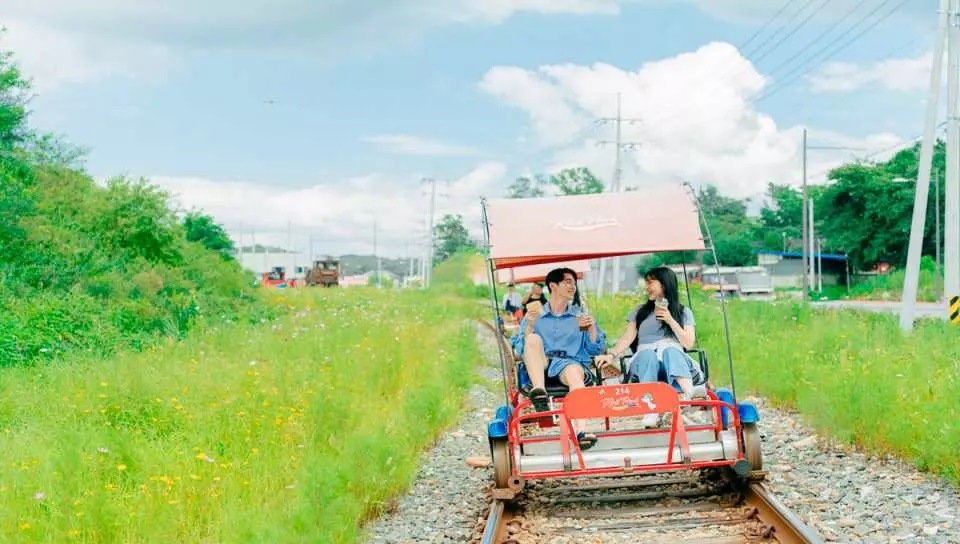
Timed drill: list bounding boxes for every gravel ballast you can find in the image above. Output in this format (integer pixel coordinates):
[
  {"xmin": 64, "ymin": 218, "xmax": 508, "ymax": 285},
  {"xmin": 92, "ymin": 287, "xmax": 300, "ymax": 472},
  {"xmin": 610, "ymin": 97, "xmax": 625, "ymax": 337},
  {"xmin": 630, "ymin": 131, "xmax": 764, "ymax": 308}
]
[
  {"xmin": 363, "ymin": 324, "xmax": 960, "ymax": 543},
  {"xmin": 754, "ymin": 395, "xmax": 960, "ymax": 543}
]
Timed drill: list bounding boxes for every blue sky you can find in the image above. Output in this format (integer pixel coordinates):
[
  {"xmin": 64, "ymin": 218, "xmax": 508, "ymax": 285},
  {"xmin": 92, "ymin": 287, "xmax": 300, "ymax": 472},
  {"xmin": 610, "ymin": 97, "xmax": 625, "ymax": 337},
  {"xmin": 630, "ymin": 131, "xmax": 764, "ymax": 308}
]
[{"xmin": 0, "ymin": 0, "xmax": 940, "ymax": 256}]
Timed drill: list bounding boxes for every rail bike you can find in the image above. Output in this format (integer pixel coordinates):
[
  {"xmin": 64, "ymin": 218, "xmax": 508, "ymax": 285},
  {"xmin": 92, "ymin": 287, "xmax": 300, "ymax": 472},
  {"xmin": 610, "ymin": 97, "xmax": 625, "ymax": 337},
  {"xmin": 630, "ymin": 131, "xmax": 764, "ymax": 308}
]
[{"xmin": 479, "ymin": 184, "xmax": 762, "ymax": 501}]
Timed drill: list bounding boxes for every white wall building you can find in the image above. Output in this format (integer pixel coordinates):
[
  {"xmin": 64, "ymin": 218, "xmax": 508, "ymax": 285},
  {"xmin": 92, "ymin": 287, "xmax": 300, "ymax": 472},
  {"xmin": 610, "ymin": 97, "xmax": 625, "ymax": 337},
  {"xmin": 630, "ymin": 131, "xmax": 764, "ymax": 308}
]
[{"xmin": 237, "ymin": 250, "xmax": 307, "ymax": 280}]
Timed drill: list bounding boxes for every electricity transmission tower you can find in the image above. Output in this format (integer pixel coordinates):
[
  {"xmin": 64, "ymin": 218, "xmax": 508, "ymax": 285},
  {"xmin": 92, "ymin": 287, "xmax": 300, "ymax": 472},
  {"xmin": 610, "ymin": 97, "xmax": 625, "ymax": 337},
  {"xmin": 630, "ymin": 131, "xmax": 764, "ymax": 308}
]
[{"xmin": 596, "ymin": 93, "xmax": 641, "ymax": 295}]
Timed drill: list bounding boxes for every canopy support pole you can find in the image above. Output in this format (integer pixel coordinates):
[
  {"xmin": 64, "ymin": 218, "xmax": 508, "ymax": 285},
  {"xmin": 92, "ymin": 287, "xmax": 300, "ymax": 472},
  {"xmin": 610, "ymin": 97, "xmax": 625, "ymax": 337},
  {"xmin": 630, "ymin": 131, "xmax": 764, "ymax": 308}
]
[
  {"xmin": 481, "ymin": 198, "xmax": 513, "ymax": 407},
  {"xmin": 684, "ymin": 183, "xmax": 738, "ymax": 404}
]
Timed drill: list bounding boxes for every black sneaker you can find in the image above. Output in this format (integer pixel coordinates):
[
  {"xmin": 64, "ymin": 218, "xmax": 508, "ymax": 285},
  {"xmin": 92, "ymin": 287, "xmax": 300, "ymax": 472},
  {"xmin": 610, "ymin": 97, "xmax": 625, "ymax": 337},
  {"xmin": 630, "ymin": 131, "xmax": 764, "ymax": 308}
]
[{"xmin": 526, "ymin": 387, "xmax": 549, "ymax": 412}]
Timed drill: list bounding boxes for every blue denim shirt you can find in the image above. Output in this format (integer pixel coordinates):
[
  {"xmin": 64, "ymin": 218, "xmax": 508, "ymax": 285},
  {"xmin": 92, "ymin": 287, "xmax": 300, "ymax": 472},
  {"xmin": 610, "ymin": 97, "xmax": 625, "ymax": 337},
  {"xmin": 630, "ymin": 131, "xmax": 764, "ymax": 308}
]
[{"xmin": 513, "ymin": 301, "xmax": 607, "ymax": 364}]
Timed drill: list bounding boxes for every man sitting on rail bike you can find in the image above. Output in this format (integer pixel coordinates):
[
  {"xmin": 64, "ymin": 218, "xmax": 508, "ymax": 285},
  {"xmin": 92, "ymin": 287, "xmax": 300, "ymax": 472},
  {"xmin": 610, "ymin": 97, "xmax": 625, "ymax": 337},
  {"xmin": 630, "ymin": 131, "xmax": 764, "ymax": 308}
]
[
  {"xmin": 513, "ymin": 267, "xmax": 610, "ymax": 449},
  {"xmin": 595, "ymin": 266, "xmax": 707, "ymax": 428}
]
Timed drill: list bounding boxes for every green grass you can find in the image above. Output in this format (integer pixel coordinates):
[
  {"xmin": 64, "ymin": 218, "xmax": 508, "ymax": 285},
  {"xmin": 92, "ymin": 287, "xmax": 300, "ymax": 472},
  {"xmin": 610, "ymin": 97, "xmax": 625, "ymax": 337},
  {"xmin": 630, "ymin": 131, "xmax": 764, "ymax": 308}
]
[
  {"xmin": 591, "ymin": 294, "xmax": 960, "ymax": 485},
  {"xmin": 0, "ymin": 288, "xmax": 478, "ymax": 543},
  {"xmin": 848, "ymin": 267, "xmax": 942, "ymax": 302},
  {"xmin": 430, "ymin": 251, "xmax": 490, "ymax": 299}
]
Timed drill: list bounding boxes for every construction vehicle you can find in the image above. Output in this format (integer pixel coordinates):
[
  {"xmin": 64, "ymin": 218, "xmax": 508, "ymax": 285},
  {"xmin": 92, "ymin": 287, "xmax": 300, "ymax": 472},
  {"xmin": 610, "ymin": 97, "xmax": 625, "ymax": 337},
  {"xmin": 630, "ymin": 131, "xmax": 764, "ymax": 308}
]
[
  {"xmin": 261, "ymin": 266, "xmax": 290, "ymax": 288},
  {"xmin": 304, "ymin": 258, "xmax": 341, "ymax": 287}
]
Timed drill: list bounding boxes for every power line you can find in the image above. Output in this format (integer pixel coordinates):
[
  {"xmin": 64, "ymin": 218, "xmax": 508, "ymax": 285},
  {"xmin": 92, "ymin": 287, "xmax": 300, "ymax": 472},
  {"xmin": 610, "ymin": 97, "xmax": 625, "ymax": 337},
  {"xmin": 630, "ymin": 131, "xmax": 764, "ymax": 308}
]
[
  {"xmin": 737, "ymin": 0, "xmax": 795, "ymax": 56},
  {"xmin": 750, "ymin": 0, "xmax": 833, "ymax": 67},
  {"xmin": 740, "ymin": 0, "xmax": 821, "ymax": 61},
  {"xmin": 635, "ymin": 0, "xmax": 908, "ymax": 129},
  {"xmin": 760, "ymin": 0, "xmax": 871, "ymax": 80},
  {"xmin": 754, "ymin": 0, "xmax": 910, "ymax": 104}
]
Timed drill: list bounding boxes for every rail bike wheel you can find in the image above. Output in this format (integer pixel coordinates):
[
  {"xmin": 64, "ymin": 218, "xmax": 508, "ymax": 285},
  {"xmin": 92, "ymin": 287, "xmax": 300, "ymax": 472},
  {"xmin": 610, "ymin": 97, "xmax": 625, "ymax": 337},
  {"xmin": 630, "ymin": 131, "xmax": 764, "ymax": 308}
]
[
  {"xmin": 491, "ymin": 438, "xmax": 512, "ymax": 489},
  {"xmin": 743, "ymin": 422, "xmax": 763, "ymax": 472}
]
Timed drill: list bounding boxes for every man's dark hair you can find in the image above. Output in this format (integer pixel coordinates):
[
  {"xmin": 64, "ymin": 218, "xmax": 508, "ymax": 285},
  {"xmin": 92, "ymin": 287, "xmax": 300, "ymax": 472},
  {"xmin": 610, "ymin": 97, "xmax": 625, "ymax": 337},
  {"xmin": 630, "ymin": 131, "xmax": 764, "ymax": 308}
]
[{"xmin": 545, "ymin": 267, "xmax": 578, "ymax": 291}]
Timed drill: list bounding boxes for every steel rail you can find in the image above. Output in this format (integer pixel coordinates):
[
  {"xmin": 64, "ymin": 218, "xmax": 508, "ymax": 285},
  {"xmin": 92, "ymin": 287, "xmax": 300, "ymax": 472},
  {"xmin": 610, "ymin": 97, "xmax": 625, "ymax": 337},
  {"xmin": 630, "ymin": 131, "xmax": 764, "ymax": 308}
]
[
  {"xmin": 746, "ymin": 482, "xmax": 824, "ymax": 543},
  {"xmin": 479, "ymin": 500, "xmax": 505, "ymax": 544}
]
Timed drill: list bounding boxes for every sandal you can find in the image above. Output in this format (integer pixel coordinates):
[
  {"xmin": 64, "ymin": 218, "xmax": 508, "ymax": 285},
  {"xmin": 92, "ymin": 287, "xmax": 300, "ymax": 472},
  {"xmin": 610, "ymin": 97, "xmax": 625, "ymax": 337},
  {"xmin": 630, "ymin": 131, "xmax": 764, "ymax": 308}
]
[
  {"xmin": 577, "ymin": 432, "xmax": 598, "ymax": 450},
  {"xmin": 526, "ymin": 387, "xmax": 549, "ymax": 412}
]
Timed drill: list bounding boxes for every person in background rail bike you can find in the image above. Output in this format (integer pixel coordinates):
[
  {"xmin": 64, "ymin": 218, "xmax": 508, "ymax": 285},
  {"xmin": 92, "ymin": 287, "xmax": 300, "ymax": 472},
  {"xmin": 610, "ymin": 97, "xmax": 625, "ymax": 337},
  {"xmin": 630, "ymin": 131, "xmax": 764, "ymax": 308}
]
[
  {"xmin": 595, "ymin": 266, "xmax": 707, "ymax": 427},
  {"xmin": 502, "ymin": 283, "xmax": 522, "ymax": 321},
  {"xmin": 521, "ymin": 282, "xmax": 547, "ymax": 316},
  {"xmin": 513, "ymin": 267, "xmax": 608, "ymax": 449}
]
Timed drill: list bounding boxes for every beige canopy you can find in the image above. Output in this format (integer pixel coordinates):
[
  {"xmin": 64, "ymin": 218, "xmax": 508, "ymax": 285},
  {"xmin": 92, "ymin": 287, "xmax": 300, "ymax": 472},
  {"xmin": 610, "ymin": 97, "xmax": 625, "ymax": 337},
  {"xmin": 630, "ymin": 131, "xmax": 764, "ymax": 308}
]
[
  {"xmin": 484, "ymin": 184, "xmax": 705, "ymax": 270},
  {"xmin": 496, "ymin": 260, "xmax": 592, "ymax": 284}
]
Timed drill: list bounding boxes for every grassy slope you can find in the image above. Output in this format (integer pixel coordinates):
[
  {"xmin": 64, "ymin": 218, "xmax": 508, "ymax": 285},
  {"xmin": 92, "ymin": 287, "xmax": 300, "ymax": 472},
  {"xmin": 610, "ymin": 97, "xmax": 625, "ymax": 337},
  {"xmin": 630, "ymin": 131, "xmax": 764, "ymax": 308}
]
[
  {"xmin": 1, "ymin": 166, "xmax": 262, "ymax": 367},
  {"xmin": 0, "ymin": 288, "xmax": 479, "ymax": 543},
  {"xmin": 591, "ymin": 294, "xmax": 960, "ymax": 484}
]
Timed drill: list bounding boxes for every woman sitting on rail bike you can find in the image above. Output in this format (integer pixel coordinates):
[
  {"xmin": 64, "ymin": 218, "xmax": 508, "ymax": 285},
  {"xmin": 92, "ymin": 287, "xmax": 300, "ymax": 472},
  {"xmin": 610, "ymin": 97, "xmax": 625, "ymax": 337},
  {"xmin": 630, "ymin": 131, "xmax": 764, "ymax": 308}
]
[{"xmin": 595, "ymin": 266, "xmax": 707, "ymax": 427}]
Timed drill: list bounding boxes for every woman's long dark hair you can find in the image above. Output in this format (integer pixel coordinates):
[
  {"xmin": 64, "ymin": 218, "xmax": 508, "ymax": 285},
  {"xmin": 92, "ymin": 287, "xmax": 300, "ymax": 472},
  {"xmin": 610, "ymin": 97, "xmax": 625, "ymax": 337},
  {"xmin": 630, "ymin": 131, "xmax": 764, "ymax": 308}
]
[{"xmin": 631, "ymin": 266, "xmax": 685, "ymax": 348}]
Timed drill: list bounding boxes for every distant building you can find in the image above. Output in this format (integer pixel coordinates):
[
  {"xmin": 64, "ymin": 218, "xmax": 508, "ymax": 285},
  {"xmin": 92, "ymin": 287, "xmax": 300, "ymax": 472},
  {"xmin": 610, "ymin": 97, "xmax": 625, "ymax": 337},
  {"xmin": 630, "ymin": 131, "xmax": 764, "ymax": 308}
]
[
  {"xmin": 340, "ymin": 270, "xmax": 401, "ymax": 288},
  {"xmin": 237, "ymin": 250, "xmax": 307, "ymax": 282},
  {"xmin": 582, "ymin": 257, "xmax": 641, "ymax": 294},
  {"xmin": 756, "ymin": 250, "xmax": 849, "ymax": 289}
]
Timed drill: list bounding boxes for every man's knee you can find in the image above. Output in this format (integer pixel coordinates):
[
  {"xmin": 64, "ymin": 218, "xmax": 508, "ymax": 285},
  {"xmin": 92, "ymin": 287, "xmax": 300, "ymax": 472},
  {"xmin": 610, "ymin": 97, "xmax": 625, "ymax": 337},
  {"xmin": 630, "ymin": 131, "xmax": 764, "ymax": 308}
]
[
  {"xmin": 525, "ymin": 333, "xmax": 544, "ymax": 349},
  {"xmin": 560, "ymin": 364, "xmax": 586, "ymax": 388}
]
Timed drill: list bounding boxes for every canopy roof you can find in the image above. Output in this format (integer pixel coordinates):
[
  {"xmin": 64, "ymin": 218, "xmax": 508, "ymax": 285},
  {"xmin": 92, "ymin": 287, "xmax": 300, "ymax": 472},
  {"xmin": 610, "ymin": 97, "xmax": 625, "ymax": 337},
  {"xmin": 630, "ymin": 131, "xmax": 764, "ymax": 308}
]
[
  {"xmin": 496, "ymin": 260, "xmax": 591, "ymax": 285},
  {"xmin": 484, "ymin": 185, "xmax": 706, "ymax": 270}
]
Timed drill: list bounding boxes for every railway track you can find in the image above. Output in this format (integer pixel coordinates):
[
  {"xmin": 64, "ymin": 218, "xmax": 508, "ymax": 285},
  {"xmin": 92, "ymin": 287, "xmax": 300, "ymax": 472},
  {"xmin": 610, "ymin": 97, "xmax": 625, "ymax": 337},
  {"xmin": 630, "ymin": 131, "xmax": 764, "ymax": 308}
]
[
  {"xmin": 474, "ymin": 315, "xmax": 823, "ymax": 543},
  {"xmin": 478, "ymin": 472, "xmax": 823, "ymax": 543}
]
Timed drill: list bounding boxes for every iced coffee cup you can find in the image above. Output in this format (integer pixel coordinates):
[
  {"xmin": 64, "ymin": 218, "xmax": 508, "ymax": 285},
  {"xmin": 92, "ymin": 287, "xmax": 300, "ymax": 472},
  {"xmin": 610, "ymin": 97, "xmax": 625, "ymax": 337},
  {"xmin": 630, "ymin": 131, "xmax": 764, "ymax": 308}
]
[{"xmin": 577, "ymin": 310, "xmax": 591, "ymax": 331}]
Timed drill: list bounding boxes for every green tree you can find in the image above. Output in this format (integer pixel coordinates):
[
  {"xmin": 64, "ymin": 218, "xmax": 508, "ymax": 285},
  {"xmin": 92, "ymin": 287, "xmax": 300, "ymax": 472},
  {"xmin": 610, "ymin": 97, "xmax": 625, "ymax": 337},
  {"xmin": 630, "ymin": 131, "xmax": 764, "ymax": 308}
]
[
  {"xmin": 696, "ymin": 185, "xmax": 756, "ymax": 267},
  {"xmin": 183, "ymin": 211, "xmax": 235, "ymax": 257},
  {"xmin": 550, "ymin": 166, "xmax": 605, "ymax": 195},
  {"xmin": 816, "ymin": 141, "xmax": 945, "ymax": 271},
  {"xmin": 505, "ymin": 174, "xmax": 546, "ymax": 198},
  {"xmin": 433, "ymin": 214, "xmax": 476, "ymax": 262},
  {"xmin": 758, "ymin": 183, "xmax": 802, "ymax": 250},
  {"xmin": 0, "ymin": 34, "xmax": 29, "ymax": 153},
  {"xmin": 0, "ymin": 35, "xmax": 35, "ymax": 270},
  {"xmin": 817, "ymin": 163, "xmax": 914, "ymax": 270}
]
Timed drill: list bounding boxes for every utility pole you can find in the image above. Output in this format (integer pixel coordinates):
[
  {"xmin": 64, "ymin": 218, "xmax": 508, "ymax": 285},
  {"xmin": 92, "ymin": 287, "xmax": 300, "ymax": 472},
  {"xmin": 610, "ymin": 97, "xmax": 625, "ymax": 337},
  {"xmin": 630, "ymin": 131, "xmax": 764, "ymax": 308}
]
[
  {"xmin": 948, "ymin": 0, "xmax": 960, "ymax": 323},
  {"xmin": 801, "ymin": 129, "xmax": 808, "ymax": 297},
  {"xmin": 422, "ymin": 177, "xmax": 440, "ymax": 289},
  {"xmin": 420, "ymin": 177, "xmax": 450, "ymax": 289},
  {"xmin": 287, "ymin": 221, "xmax": 294, "ymax": 281},
  {"xmin": 801, "ymin": 131, "xmax": 864, "ymax": 299},
  {"xmin": 935, "ymin": 168, "xmax": 942, "ymax": 303},
  {"xmin": 237, "ymin": 224, "xmax": 245, "ymax": 261},
  {"xmin": 817, "ymin": 238, "xmax": 823, "ymax": 293},
  {"xmin": 901, "ymin": 0, "xmax": 951, "ymax": 331},
  {"xmin": 374, "ymin": 220, "xmax": 382, "ymax": 288},
  {"xmin": 809, "ymin": 198, "xmax": 816, "ymax": 293},
  {"xmin": 597, "ymin": 93, "xmax": 641, "ymax": 295}
]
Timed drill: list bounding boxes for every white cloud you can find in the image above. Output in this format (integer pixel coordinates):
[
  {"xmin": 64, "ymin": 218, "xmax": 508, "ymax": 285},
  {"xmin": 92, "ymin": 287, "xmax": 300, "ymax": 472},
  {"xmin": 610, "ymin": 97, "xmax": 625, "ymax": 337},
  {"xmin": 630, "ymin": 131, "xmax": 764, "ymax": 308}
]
[
  {"xmin": 0, "ymin": 0, "xmax": 619, "ymax": 91},
  {"xmin": 2, "ymin": 0, "xmax": 925, "ymax": 91},
  {"xmin": 363, "ymin": 134, "xmax": 483, "ymax": 157},
  {"xmin": 147, "ymin": 162, "xmax": 507, "ymax": 258},
  {"xmin": 1, "ymin": 19, "xmax": 177, "ymax": 92},
  {"xmin": 478, "ymin": 41, "xmax": 910, "ymax": 199},
  {"xmin": 807, "ymin": 51, "xmax": 934, "ymax": 93}
]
